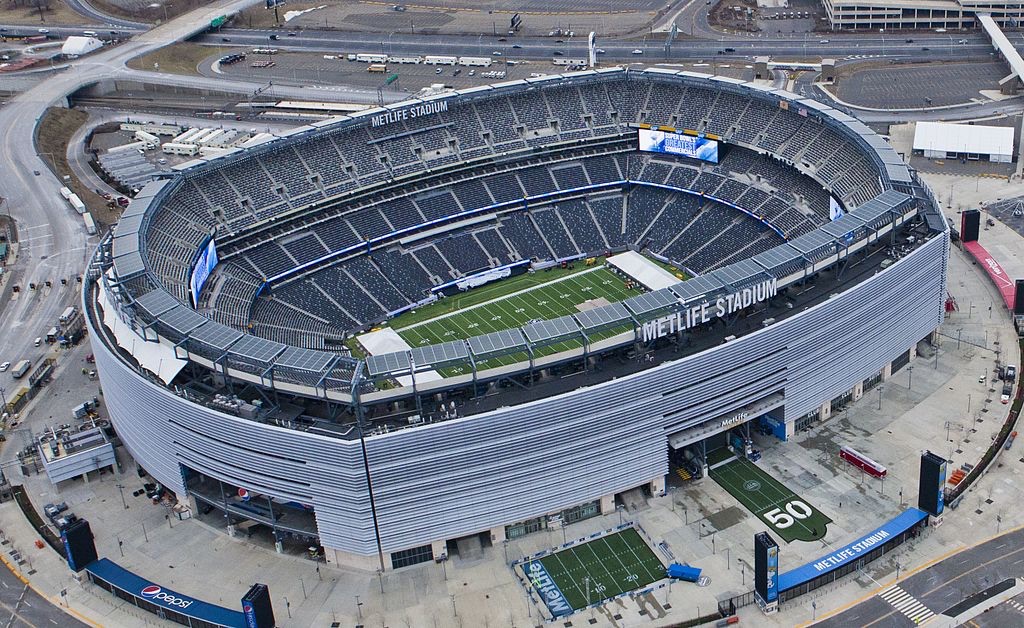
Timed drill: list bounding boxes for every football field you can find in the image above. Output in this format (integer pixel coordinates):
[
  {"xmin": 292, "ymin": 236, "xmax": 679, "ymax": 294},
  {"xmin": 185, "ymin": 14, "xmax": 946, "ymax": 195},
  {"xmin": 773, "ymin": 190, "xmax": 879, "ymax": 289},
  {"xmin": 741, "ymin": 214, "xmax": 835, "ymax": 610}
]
[
  {"xmin": 711, "ymin": 457, "xmax": 831, "ymax": 543},
  {"xmin": 523, "ymin": 527, "xmax": 666, "ymax": 618},
  {"xmin": 393, "ymin": 266, "xmax": 638, "ymax": 370}
]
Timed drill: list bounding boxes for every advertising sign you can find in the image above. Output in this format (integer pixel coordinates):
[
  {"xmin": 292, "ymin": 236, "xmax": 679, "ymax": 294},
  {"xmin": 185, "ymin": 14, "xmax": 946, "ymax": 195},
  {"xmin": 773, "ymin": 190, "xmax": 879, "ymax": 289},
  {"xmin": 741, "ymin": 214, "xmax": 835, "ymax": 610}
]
[
  {"xmin": 638, "ymin": 128, "xmax": 719, "ymax": 163},
  {"xmin": 189, "ymin": 238, "xmax": 219, "ymax": 307}
]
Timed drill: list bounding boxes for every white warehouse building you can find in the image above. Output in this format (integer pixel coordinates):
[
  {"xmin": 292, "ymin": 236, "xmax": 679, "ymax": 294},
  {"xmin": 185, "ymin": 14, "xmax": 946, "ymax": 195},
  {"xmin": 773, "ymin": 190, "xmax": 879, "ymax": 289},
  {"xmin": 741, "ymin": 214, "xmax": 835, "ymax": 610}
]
[{"xmin": 913, "ymin": 121, "xmax": 1014, "ymax": 163}]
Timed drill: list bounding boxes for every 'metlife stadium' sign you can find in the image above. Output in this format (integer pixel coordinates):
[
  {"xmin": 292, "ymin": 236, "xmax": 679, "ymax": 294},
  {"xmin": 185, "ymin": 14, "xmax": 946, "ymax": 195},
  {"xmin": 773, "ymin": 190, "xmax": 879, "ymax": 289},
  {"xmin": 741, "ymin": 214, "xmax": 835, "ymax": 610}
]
[
  {"xmin": 641, "ymin": 278, "xmax": 778, "ymax": 343},
  {"xmin": 371, "ymin": 101, "xmax": 450, "ymax": 127}
]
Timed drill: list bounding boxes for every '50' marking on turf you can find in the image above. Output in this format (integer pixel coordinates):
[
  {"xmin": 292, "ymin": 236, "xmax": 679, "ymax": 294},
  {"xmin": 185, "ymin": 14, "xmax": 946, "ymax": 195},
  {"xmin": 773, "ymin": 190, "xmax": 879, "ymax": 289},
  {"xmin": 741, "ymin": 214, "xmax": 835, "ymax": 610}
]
[{"xmin": 764, "ymin": 500, "xmax": 813, "ymax": 529}]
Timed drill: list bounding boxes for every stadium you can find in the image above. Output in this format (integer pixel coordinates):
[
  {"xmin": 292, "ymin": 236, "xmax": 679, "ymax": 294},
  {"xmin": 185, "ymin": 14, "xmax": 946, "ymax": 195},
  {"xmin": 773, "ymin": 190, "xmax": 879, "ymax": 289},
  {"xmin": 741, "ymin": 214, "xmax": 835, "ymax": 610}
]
[{"xmin": 84, "ymin": 67, "xmax": 948, "ymax": 572}]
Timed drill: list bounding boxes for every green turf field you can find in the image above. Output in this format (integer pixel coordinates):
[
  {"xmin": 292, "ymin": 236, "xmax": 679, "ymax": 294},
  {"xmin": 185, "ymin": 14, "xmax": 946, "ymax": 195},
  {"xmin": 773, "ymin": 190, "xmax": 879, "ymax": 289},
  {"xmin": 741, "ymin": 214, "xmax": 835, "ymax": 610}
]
[
  {"xmin": 710, "ymin": 457, "xmax": 831, "ymax": 543},
  {"xmin": 524, "ymin": 527, "xmax": 665, "ymax": 618},
  {"xmin": 390, "ymin": 266, "xmax": 640, "ymax": 370}
]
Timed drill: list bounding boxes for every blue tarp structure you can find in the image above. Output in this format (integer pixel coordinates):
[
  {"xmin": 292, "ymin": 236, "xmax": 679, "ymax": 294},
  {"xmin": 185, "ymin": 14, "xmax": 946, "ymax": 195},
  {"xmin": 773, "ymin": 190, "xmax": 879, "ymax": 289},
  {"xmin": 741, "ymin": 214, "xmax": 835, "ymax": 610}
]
[
  {"xmin": 666, "ymin": 563, "xmax": 702, "ymax": 582},
  {"xmin": 778, "ymin": 508, "xmax": 928, "ymax": 592},
  {"xmin": 86, "ymin": 558, "xmax": 246, "ymax": 627}
]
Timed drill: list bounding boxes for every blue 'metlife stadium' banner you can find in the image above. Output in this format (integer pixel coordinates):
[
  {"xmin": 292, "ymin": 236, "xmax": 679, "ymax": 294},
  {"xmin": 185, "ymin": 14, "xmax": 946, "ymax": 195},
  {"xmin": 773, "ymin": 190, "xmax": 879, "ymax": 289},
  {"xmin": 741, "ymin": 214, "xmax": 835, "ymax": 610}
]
[{"xmin": 778, "ymin": 508, "xmax": 928, "ymax": 592}]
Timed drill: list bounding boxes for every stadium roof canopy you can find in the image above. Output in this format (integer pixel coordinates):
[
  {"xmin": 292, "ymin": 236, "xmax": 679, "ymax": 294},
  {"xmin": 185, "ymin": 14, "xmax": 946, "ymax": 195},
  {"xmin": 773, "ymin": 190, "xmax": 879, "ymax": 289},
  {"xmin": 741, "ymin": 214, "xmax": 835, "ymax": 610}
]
[{"xmin": 913, "ymin": 121, "xmax": 1014, "ymax": 159}]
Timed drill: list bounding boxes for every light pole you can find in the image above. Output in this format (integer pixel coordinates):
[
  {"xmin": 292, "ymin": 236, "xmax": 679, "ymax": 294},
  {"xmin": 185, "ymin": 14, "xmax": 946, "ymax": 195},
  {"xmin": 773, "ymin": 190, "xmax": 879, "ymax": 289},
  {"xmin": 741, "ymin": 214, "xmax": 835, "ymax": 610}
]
[
  {"xmin": 355, "ymin": 595, "xmax": 362, "ymax": 619},
  {"xmin": 116, "ymin": 484, "xmax": 128, "ymax": 509},
  {"xmin": 878, "ymin": 386, "xmax": 883, "ymax": 410},
  {"xmin": 907, "ymin": 365, "xmax": 913, "ymax": 390}
]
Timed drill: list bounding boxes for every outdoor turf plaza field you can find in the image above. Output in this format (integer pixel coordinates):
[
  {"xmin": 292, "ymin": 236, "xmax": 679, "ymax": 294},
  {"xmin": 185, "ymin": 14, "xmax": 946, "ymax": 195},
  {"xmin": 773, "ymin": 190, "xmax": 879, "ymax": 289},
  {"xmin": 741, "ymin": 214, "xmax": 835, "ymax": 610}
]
[
  {"xmin": 521, "ymin": 527, "xmax": 667, "ymax": 618},
  {"xmin": 711, "ymin": 457, "xmax": 832, "ymax": 543}
]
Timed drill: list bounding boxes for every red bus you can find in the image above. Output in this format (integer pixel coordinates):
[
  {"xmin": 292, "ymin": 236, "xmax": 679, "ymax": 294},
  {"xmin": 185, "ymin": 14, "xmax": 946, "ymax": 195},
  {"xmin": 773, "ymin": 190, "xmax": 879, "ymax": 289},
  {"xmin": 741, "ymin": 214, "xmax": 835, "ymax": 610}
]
[{"xmin": 840, "ymin": 445, "xmax": 887, "ymax": 478}]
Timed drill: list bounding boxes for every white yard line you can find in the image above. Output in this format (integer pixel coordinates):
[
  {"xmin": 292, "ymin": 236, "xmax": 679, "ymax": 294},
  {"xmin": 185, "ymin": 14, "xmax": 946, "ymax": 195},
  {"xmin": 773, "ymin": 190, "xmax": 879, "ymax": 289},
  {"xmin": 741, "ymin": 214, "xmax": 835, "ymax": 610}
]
[{"xmin": 396, "ymin": 266, "xmax": 607, "ymax": 331}]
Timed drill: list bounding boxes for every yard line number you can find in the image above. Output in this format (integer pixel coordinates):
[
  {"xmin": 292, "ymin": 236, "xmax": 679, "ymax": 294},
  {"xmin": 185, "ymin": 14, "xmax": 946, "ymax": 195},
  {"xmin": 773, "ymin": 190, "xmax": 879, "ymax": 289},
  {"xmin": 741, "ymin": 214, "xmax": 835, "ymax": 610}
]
[{"xmin": 763, "ymin": 500, "xmax": 813, "ymax": 529}]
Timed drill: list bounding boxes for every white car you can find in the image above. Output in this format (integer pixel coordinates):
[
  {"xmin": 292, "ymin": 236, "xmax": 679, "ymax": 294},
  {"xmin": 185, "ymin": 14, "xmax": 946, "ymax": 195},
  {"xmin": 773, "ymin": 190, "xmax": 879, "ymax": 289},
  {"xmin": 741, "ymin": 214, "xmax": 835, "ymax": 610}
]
[
  {"xmin": 37, "ymin": 28, "xmax": 49, "ymax": 34},
  {"xmin": 0, "ymin": 362, "xmax": 9, "ymax": 373},
  {"xmin": 632, "ymin": 49, "xmax": 644, "ymax": 55}
]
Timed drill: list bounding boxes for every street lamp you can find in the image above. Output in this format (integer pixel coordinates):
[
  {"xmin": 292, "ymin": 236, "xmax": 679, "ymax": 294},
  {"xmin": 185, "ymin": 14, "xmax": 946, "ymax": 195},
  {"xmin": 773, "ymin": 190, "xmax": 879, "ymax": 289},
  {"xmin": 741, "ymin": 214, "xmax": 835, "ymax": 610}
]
[{"xmin": 116, "ymin": 483, "xmax": 128, "ymax": 509}]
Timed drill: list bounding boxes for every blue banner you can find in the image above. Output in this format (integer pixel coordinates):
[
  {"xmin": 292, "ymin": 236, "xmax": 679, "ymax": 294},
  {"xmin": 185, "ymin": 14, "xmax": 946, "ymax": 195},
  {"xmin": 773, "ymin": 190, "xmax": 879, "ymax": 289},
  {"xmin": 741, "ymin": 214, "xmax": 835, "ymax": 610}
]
[
  {"xmin": 86, "ymin": 559, "xmax": 245, "ymax": 627},
  {"xmin": 525, "ymin": 560, "xmax": 574, "ymax": 617},
  {"xmin": 766, "ymin": 545, "xmax": 779, "ymax": 602},
  {"xmin": 778, "ymin": 508, "xmax": 928, "ymax": 592},
  {"xmin": 936, "ymin": 460, "xmax": 946, "ymax": 515}
]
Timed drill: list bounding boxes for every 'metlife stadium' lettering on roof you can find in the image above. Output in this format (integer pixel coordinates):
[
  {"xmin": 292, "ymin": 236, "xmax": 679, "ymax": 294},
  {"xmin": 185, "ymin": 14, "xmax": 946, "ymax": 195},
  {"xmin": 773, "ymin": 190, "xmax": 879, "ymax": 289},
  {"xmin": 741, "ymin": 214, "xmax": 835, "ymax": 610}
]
[
  {"xmin": 371, "ymin": 101, "xmax": 450, "ymax": 127},
  {"xmin": 641, "ymin": 278, "xmax": 778, "ymax": 343}
]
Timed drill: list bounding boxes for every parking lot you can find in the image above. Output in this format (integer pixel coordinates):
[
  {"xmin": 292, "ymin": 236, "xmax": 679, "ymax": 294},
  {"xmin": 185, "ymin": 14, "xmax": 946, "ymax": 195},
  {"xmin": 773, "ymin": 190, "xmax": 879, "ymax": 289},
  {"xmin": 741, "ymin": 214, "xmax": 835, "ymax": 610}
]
[{"xmin": 837, "ymin": 62, "xmax": 1007, "ymax": 108}]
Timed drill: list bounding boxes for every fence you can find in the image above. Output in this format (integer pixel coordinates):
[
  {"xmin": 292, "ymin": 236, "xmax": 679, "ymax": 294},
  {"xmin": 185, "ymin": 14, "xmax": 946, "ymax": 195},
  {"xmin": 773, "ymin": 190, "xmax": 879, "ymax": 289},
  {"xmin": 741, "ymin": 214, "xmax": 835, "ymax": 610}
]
[{"xmin": 947, "ymin": 337, "xmax": 1024, "ymax": 503}]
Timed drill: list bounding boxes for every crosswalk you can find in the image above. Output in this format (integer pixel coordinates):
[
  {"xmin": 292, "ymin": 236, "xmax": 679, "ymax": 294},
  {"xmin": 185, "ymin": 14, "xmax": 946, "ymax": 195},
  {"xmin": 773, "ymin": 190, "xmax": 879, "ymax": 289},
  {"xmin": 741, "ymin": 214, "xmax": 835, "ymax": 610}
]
[
  {"xmin": 878, "ymin": 585, "xmax": 935, "ymax": 624},
  {"xmin": 1008, "ymin": 599, "xmax": 1024, "ymax": 614}
]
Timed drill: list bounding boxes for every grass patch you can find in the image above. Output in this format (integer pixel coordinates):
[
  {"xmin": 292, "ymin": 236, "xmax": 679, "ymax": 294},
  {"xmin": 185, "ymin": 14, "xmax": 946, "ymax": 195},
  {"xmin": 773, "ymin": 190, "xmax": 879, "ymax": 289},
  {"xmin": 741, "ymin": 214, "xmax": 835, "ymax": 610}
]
[
  {"xmin": 392, "ymin": 267, "xmax": 639, "ymax": 372},
  {"xmin": 525, "ymin": 528, "xmax": 665, "ymax": 617},
  {"xmin": 36, "ymin": 107, "xmax": 116, "ymax": 224},
  {"xmin": 645, "ymin": 256, "xmax": 690, "ymax": 281},
  {"xmin": 84, "ymin": 0, "xmax": 208, "ymax": 24},
  {"xmin": 127, "ymin": 42, "xmax": 231, "ymax": 75},
  {"xmin": 711, "ymin": 457, "xmax": 831, "ymax": 543},
  {"xmin": 391, "ymin": 259, "xmax": 614, "ymax": 330},
  {"xmin": 235, "ymin": 2, "xmax": 322, "ymax": 29},
  {"xmin": 0, "ymin": 0, "xmax": 89, "ymax": 25}
]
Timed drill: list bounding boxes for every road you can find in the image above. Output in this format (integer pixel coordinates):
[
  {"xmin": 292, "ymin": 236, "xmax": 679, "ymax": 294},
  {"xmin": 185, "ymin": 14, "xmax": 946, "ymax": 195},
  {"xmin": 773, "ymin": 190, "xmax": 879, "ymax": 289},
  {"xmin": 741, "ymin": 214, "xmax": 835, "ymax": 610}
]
[
  {"xmin": 63, "ymin": 0, "xmax": 147, "ymax": 29},
  {"xmin": 0, "ymin": 1, "xmax": 402, "ymax": 396},
  {"xmin": 0, "ymin": 568, "xmax": 88, "ymax": 628},
  {"xmin": 817, "ymin": 526, "xmax": 1024, "ymax": 627},
  {"xmin": 197, "ymin": 28, "xmax": 999, "ymax": 63}
]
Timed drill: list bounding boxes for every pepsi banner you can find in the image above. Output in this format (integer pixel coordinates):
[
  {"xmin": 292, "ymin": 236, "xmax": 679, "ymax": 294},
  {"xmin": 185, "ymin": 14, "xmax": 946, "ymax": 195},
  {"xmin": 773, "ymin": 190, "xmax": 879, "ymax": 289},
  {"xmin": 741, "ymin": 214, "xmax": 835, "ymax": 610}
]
[
  {"xmin": 241, "ymin": 583, "xmax": 275, "ymax": 628},
  {"xmin": 638, "ymin": 129, "xmax": 719, "ymax": 163},
  {"xmin": 85, "ymin": 558, "xmax": 246, "ymax": 627}
]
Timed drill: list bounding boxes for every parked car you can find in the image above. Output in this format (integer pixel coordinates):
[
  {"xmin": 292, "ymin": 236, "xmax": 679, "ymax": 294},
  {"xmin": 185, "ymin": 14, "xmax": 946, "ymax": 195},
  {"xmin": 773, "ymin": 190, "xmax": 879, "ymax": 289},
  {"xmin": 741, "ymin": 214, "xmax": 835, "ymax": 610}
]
[
  {"xmin": 1006, "ymin": 365, "xmax": 1017, "ymax": 381},
  {"xmin": 43, "ymin": 502, "xmax": 68, "ymax": 520},
  {"xmin": 0, "ymin": 362, "xmax": 9, "ymax": 373}
]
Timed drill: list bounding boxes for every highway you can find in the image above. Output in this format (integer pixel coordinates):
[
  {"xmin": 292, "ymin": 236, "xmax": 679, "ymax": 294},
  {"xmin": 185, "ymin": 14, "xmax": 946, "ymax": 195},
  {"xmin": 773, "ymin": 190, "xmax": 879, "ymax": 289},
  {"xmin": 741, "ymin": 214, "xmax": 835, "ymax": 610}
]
[
  {"xmin": 63, "ymin": 0, "xmax": 147, "ymax": 29},
  {"xmin": 0, "ymin": 1, "xmax": 389, "ymax": 398},
  {"xmin": 817, "ymin": 527, "xmax": 1024, "ymax": 627},
  {"xmin": 198, "ymin": 28, "xmax": 1002, "ymax": 63}
]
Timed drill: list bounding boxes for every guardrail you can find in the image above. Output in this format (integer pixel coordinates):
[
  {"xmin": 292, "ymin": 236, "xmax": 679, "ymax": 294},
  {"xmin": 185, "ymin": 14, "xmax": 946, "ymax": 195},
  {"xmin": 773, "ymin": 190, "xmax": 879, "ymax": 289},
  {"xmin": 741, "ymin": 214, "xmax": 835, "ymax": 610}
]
[{"xmin": 946, "ymin": 338, "xmax": 1023, "ymax": 504}]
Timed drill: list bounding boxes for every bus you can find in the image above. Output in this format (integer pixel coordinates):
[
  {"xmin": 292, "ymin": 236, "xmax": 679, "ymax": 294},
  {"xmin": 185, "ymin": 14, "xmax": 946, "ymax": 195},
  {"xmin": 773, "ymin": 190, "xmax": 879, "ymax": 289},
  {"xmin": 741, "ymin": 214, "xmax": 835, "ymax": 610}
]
[
  {"xmin": 367, "ymin": 64, "xmax": 388, "ymax": 73},
  {"xmin": 388, "ymin": 56, "xmax": 421, "ymax": 64},
  {"xmin": 355, "ymin": 53, "xmax": 388, "ymax": 63},
  {"xmin": 11, "ymin": 360, "xmax": 31, "ymax": 379},
  {"xmin": 458, "ymin": 56, "xmax": 492, "ymax": 67},
  {"xmin": 839, "ymin": 445, "xmax": 887, "ymax": 478},
  {"xmin": 552, "ymin": 58, "xmax": 588, "ymax": 66}
]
